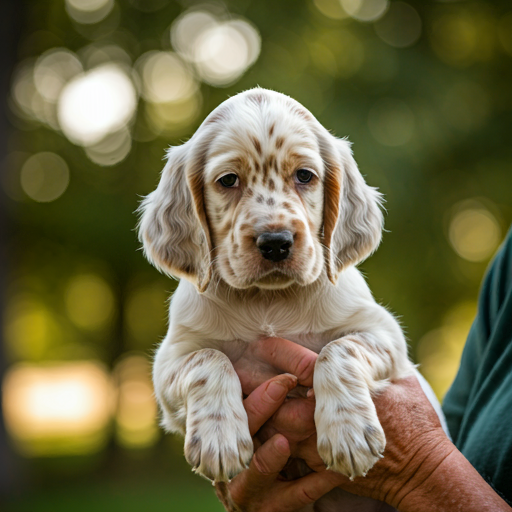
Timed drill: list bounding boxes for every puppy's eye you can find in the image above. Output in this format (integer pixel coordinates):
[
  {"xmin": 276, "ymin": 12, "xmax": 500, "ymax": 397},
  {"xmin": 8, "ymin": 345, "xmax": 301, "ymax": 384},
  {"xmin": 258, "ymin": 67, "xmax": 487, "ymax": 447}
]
[
  {"xmin": 218, "ymin": 174, "xmax": 239, "ymax": 188},
  {"xmin": 295, "ymin": 169, "xmax": 313, "ymax": 184}
]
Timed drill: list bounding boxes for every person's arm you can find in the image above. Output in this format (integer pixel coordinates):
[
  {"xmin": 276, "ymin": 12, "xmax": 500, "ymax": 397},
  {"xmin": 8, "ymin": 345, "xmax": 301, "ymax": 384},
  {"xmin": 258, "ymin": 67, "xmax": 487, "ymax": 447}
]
[{"xmin": 229, "ymin": 337, "xmax": 512, "ymax": 512}]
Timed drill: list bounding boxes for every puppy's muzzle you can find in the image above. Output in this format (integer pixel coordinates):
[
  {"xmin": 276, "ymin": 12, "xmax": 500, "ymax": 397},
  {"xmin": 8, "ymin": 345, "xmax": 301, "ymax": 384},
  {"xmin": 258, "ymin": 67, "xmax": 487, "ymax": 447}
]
[{"xmin": 256, "ymin": 231, "xmax": 294, "ymax": 262}]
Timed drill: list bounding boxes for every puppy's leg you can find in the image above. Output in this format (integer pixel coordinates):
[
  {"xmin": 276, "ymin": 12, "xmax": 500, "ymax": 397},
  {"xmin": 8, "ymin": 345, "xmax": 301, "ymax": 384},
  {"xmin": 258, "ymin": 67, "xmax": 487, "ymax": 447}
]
[
  {"xmin": 154, "ymin": 346, "xmax": 253, "ymax": 481},
  {"xmin": 314, "ymin": 333, "xmax": 411, "ymax": 479}
]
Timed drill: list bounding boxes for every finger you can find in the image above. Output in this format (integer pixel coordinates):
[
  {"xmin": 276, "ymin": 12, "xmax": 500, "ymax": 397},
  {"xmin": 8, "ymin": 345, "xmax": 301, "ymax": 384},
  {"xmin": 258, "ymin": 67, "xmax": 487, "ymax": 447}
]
[
  {"xmin": 238, "ymin": 368, "xmax": 280, "ymax": 396},
  {"xmin": 279, "ymin": 469, "xmax": 342, "ymax": 511},
  {"xmin": 255, "ymin": 337, "xmax": 318, "ymax": 386},
  {"xmin": 258, "ymin": 397, "xmax": 316, "ymax": 444},
  {"xmin": 244, "ymin": 373, "xmax": 297, "ymax": 436},
  {"xmin": 230, "ymin": 434, "xmax": 291, "ymax": 503},
  {"xmin": 294, "ymin": 435, "xmax": 326, "ymax": 470}
]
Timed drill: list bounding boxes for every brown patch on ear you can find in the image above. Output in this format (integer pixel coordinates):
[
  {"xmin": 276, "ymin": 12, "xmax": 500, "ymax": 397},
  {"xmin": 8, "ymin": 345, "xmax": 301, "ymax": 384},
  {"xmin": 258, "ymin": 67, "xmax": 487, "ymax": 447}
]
[
  {"xmin": 323, "ymin": 163, "xmax": 342, "ymax": 284},
  {"xmin": 188, "ymin": 168, "xmax": 213, "ymax": 292}
]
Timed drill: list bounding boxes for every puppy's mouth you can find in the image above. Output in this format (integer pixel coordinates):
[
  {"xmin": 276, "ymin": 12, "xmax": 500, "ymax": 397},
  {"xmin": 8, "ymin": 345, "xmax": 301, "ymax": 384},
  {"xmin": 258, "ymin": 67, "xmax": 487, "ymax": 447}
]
[{"xmin": 253, "ymin": 270, "xmax": 295, "ymax": 289}]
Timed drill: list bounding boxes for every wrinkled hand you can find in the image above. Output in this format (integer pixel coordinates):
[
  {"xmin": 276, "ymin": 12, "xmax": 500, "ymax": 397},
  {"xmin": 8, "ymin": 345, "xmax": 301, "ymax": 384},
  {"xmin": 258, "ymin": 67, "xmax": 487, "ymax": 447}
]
[
  {"xmin": 220, "ymin": 337, "xmax": 509, "ymax": 512},
  {"xmin": 220, "ymin": 337, "xmax": 390, "ymax": 511},
  {"xmin": 230, "ymin": 337, "xmax": 451, "ymax": 511},
  {"xmin": 215, "ymin": 372, "xmax": 340, "ymax": 512}
]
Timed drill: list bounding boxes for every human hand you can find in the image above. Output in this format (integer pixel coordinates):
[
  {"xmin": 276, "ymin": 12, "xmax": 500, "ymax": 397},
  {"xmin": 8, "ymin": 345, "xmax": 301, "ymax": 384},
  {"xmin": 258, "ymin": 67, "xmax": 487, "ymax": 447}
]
[
  {"xmin": 234, "ymin": 338, "xmax": 450, "ymax": 507},
  {"xmin": 215, "ymin": 371, "xmax": 340, "ymax": 512},
  {"xmin": 300, "ymin": 375, "xmax": 453, "ymax": 505},
  {"xmin": 226, "ymin": 337, "xmax": 391, "ymax": 511},
  {"xmin": 234, "ymin": 338, "xmax": 510, "ymax": 512}
]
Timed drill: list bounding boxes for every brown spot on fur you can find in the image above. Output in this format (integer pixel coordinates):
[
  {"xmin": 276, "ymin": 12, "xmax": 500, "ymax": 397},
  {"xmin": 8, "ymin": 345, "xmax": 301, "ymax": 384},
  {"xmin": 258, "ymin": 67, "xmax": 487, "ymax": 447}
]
[
  {"xmin": 251, "ymin": 136, "xmax": 262, "ymax": 156},
  {"xmin": 261, "ymin": 161, "xmax": 269, "ymax": 181},
  {"xmin": 317, "ymin": 352, "xmax": 330, "ymax": 364},
  {"xmin": 268, "ymin": 178, "xmax": 275, "ymax": 191},
  {"xmin": 208, "ymin": 413, "xmax": 225, "ymax": 422},
  {"xmin": 205, "ymin": 106, "xmax": 230, "ymax": 125},
  {"xmin": 344, "ymin": 346, "xmax": 357, "ymax": 358},
  {"xmin": 338, "ymin": 374, "xmax": 353, "ymax": 387},
  {"xmin": 188, "ymin": 164, "xmax": 213, "ymax": 290},
  {"xmin": 275, "ymin": 136, "xmax": 284, "ymax": 149},
  {"xmin": 247, "ymin": 92, "xmax": 267, "ymax": 105},
  {"xmin": 293, "ymin": 105, "xmax": 313, "ymax": 120},
  {"xmin": 218, "ymin": 219, "xmax": 232, "ymax": 241},
  {"xmin": 268, "ymin": 123, "xmax": 275, "ymax": 137},
  {"xmin": 256, "ymin": 194, "xmax": 264, "ymax": 204},
  {"xmin": 323, "ymin": 161, "xmax": 342, "ymax": 281},
  {"xmin": 190, "ymin": 378, "xmax": 208, "ymax": 389},
  {"xmin": 336, "ymin": 404, "xmax": 348, "ymax": 414},
  {"xmin": 282, "ymin": 201, "xmax": 293, "ymax": 211},
  {"xmin": 267, "ymin": 197, "xmax": 275, "ymax": 206}
]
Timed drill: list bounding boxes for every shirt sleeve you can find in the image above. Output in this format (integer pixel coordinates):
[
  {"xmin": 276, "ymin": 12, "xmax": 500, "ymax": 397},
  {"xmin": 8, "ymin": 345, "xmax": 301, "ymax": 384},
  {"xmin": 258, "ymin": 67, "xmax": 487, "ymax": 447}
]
[{"xmin": 442, "ymin": 226, "xmax": 512, "ymax": 444}]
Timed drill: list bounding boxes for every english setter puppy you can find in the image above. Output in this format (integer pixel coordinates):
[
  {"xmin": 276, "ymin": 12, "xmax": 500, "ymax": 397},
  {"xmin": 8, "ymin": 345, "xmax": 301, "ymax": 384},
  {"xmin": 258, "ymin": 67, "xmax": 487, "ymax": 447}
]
[{"xmin": 138, "ymin": 88, "xmax": 444, "ymax": 499}]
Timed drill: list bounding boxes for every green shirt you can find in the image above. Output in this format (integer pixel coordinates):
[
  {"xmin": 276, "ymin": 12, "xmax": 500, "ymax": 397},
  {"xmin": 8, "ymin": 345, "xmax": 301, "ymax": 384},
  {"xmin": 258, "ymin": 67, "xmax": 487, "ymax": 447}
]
[{"xmin": 443, "ymin": 227, "xmax": 512, "ymax": 504}]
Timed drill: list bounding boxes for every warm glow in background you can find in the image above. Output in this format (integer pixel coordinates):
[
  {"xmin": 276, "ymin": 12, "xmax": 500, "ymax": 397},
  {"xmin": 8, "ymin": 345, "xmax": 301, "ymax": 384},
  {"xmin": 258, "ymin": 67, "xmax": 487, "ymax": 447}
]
[{"xmin": 1, "ymin": 0, "xmax": 511, "ymax": 510}]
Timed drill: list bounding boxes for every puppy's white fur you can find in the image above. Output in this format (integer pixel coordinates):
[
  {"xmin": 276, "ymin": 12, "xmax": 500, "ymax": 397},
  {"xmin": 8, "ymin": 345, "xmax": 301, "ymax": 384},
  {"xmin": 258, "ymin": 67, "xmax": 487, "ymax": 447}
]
[{"xmin": 139, "ymin": 89, "xmax": 416, "ymax": 487}]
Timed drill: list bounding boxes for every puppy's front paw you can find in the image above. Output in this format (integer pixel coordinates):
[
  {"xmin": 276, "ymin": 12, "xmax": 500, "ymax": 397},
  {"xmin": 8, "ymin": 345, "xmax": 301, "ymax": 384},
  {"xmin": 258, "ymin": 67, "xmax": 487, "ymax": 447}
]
[
  {"xmin": 184, "ymin": 411, "xmax": 253, "ymax": 482},
  {"xmin": 316, "ymin": 408, "xmax": 385, "ymax": 479}
]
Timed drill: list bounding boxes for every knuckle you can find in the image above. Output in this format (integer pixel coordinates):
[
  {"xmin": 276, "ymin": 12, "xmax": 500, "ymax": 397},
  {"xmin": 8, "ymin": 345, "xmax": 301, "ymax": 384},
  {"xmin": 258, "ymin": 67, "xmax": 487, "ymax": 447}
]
[
  {"xmin": 294, "ymin": 354, "xmax": 316, "ymax": 382},
  {"xmin": 297, "ymin": 487, "xmax": 316, "ymax": 505},
  {"xmin": 251, "ymin": 450, "xmax": 274, "ymax": 476}
]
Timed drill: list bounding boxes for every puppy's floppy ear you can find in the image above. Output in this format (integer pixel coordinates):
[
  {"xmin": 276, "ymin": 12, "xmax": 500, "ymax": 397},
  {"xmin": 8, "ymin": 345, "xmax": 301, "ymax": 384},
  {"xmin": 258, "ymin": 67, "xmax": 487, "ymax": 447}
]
[
  {"xmin": 321, "ymin": 134, "xmax": 384, "ymax": 283},
  {"xmin": 137, "ymin": 137, "xmax": 213, "ymax": 292}
]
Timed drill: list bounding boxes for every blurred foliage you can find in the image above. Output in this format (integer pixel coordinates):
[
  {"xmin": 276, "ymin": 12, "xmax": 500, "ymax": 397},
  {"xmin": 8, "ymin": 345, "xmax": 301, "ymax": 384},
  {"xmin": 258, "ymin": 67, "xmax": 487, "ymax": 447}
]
[{"xmin": 1, "ymin": 0, "xmax": 512, "ymax": 508}]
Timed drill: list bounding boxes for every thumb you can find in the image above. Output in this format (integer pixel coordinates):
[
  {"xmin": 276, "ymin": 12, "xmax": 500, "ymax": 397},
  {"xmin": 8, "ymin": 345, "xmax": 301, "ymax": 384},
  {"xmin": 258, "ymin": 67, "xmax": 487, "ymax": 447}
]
[{"xmin": 229, "ymin": 434, "xmax": 290, "ymax": 505}]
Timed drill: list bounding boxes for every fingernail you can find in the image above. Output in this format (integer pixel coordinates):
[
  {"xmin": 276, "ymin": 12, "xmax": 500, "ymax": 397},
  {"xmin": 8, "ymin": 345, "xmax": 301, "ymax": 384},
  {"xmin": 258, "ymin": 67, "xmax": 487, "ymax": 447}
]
[
  {"xmin": 266, "ymin": 380, "xmax": 288, "ymax": 401},
  {"xmin": 274, "ymin": 435, "xmax": 289, "ymax": 454}
]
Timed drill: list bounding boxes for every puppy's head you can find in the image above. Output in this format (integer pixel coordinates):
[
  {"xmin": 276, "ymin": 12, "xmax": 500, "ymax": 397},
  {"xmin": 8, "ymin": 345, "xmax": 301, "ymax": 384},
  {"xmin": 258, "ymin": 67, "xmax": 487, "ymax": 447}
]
[{"xmin": 138, "ymin": 88, "xmax": 383, "ymax": 292}]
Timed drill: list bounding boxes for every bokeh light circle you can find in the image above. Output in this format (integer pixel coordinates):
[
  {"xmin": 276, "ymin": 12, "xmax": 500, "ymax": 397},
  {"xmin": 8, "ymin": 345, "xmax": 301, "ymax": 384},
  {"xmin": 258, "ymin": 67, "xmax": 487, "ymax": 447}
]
[
  {"xmin": 137, "ymin": 51, "xmax": 197, "ymax": 103},
  {"xmin": 171, "ymin": 10, "xmax": 261, "ymax": 86},
  {"xmin": 58, "ymin": 64, "xmax": 137, "ymax": 147},
  {"xmin": 341, "ymin": 0, "xmax": 389, "ymax": 22},
  {"xmin": 374, "ymin": 2, "xmax": 422, "ymax": 48},
  {"xmin": 34, "ymin": 48, "xmax": 83, "ymax": 103},
  {"xmin": 449, "ymin": 203, "xmax": 501, "ymax": 262},
  {"xmin": 65, "ymin": 0, "xmax": 114, "ymax": 24},
  {"xmin": 65, "ymin": 274, "xmax": 115, "ymax": 330},
  {"xmin": 84, "ymin": 128, "xmax": 132, "ymax": 166},
  {"xmin": 20, "ymin": 152, "xmax": 70, "ymax": 202}
]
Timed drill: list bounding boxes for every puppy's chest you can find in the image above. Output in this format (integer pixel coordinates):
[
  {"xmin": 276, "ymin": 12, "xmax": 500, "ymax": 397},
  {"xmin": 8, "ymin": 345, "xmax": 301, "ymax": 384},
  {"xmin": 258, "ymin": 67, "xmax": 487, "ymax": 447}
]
[{"xmin": 223, "ymin": 301, "xmax": 334, "ymax": 343}]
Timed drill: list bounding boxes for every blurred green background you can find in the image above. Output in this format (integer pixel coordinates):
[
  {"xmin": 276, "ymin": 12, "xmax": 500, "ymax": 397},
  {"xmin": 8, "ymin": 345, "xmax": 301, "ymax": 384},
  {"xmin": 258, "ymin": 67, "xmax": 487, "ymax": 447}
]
[{"xmin": 0, "ymin": 0, "xmax": 511, "ymax": 509}]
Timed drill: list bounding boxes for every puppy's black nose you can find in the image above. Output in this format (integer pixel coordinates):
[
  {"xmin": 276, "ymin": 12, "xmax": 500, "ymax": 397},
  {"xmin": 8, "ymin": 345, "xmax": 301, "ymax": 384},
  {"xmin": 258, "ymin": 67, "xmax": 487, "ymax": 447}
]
[{"xmin": 256, "ymin": 231, "xmax": 294, "ymax": 262}]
